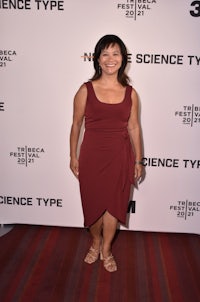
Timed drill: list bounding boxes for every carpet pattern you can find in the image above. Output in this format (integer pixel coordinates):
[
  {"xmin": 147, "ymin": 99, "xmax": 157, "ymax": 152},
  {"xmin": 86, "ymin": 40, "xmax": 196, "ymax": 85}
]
[{"xmin": 0, "ymin": 225, "xmax": 200, "ymax": 302}]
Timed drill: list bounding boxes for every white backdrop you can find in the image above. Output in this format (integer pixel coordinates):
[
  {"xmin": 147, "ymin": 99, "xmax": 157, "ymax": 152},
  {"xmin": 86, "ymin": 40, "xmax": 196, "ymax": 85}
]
[{"xmin": 1, "ymin": 0, "xmax": 200, "ymax": 233}]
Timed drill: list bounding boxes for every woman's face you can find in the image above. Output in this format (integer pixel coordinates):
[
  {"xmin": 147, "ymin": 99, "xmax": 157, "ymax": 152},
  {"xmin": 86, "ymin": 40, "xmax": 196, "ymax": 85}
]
[{"xmin": 98, "ymin": 43, "xmax": 122, "ymax": 76}]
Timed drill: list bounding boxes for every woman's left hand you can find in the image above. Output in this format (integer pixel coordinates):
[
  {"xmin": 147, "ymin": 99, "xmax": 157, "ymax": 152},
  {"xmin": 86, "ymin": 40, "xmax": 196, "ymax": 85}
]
[{"xmin": 134, "ymin": 164, "xmax": 143, "ymax": 183}]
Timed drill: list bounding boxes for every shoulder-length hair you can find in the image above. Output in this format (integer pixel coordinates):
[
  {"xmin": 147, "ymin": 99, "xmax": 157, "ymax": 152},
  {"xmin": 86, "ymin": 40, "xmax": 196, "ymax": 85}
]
[{"xmin": 90, "ymin": 34, "xmax": 130, "ymax": 86}]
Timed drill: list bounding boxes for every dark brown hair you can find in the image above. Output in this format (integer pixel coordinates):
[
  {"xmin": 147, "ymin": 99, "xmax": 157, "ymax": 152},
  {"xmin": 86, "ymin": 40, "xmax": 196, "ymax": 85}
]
[{"xmin": 90, "ymin": 34, "xmax": 130, "ymax": 86}]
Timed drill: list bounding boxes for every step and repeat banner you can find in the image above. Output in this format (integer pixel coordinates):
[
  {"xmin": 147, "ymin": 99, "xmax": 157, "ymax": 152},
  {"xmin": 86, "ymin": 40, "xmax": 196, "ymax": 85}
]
[{"xmin": 0, "ymin": 1, "xmax": 199, "ymax": 233}]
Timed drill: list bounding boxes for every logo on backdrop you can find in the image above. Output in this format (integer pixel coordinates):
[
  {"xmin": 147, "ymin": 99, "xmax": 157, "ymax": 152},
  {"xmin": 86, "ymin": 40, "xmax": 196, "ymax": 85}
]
[
  {"xmin": 116, "ymin": 0, "xmax": 157, "ymax": 20},
  {"xmin": 175, "ymin": 105, "xmax": 200, "ymax": 127},
  {"xmin": 10, "ymin": 146, "xmax": 45, "ymax": 166},
  {"xmin": 127, "ymin": 200, "xmax": 136, "ymax": 213},
  {"xmin": 0, "ymin": 0, "xmax": 64, "ymax": 10},
  {"xmin": 0, "ymin": 195, "xmax": 63, "ymax": 207},
  {"xmin": 0, "ymin": 50, "xmax": 17, "ymax": 68},
  {"xmin": 134, "ymin": 53, "xmax": 200, "ymax": 65},
  {"xmin": 81, "ymin": 52, "xmax": 200, "ymax": 66},
  {"xmin": 190, "ymin": 1, "xmax": 200, "ymax": 17},
  {"xmin": 170, "ymin": 200, "xmax": 200, "ymax": 220},
  {"xmin": 0, "ymin": 100, "xmax": 5, "ymax": 111},
  {"xmin": 143, "ymin": 157, "xmax": 200, "ymax": 169}
]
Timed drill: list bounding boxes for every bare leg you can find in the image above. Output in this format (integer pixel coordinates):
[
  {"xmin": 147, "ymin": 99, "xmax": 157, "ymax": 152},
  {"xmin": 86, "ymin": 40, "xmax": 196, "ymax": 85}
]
[
  {"xmin": 89, "ymin": 216, "xmax": 103, "ymax": 249},
  {"xmin": 101, "ymin": 211, "xmax": 118, "ymax": 272},
  {"xmin": 84, "ymin": 216, "xmax": 103, "ymax": 264},
  {"xmin": 85, "ymin": 211, "xmax": 118, "ymax": 270},
  {"xmin": 102, "ymin": 211, "xmax": 118, "ymax": 257}
]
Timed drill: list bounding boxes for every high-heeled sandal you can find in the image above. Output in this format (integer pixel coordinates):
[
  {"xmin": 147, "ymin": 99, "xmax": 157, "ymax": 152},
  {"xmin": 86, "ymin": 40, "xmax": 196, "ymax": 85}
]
[
  {"xmin": 100, "ymin": 252, "xmax": 117, "ymax": 272},
  {"xmin": 84, "ymin": 246, "xmax": 100, "ymax": 264}
]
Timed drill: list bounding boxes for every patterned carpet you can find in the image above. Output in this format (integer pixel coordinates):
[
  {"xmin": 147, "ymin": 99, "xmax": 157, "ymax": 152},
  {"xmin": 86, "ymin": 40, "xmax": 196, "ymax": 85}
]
[{"xmin": 0, "ymin": 225, "xmax": 200, "ymax": 302}]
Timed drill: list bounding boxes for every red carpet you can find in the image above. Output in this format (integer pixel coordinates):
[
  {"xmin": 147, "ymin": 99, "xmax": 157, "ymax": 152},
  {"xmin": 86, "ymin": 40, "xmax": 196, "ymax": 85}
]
[{"xmin": 0, "ymin": 225, "xmax": 200, "ymax": 302}]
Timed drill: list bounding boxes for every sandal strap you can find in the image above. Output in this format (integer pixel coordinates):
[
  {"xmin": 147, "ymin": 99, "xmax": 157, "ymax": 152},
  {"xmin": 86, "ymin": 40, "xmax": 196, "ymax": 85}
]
[
  {"xmin": 88, "ymin": 246, "xmax": 99, "ymax": 255},
  {"xmin": 103, "ymin": 254, "xmax": 117, "ymax": 272},
  {"xmin": 84, "ymin": 246, "xmax": 100, "ymax": 264},
  {"xmin": 104, "ymin": 254, "xmax": 114, "ymax": 262}
]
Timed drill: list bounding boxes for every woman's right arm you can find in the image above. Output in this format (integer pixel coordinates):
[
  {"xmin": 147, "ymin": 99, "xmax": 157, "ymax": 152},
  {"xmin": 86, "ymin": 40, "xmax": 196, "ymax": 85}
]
[{"xmin": 70, "ymin": 84, "xmax": 87, "ymax": 178}]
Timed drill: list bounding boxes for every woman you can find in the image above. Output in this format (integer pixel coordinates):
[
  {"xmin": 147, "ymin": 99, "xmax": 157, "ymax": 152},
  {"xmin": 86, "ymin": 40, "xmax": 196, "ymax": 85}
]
[{"xmin": 70, "ymin": 34, "xmax": 143, "ymax": 272}]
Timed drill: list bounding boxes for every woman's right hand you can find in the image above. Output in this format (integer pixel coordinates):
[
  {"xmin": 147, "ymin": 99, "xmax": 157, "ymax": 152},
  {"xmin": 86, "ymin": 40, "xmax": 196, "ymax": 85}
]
[{"xmin": 70, "ymin": 157, "xmax": 79, "ymax": 178}]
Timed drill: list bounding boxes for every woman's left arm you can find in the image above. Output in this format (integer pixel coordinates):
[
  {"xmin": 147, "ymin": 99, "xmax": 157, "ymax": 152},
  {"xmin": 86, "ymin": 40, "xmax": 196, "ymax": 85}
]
[{"xmin": 127, "ymin": 88, "xmax": 143, "ymax": 181}]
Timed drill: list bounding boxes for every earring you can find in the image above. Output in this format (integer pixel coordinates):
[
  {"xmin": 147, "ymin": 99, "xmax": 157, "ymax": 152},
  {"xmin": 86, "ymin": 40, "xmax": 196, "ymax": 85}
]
[{"xmin": 98, "ymin": 65, "xmax": 101, "ymax": 74}]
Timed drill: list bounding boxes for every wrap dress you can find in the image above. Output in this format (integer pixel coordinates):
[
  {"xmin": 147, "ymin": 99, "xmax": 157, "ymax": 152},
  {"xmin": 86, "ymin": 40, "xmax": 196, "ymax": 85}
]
[{"xmin": 79, "ymin": 81, "xmax": 135, "ymax": 227}]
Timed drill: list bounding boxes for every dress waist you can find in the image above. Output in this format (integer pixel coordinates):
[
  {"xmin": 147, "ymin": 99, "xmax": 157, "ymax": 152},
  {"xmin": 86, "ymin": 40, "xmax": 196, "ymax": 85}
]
[{"xmin": 85, "ymin": 127, "xmax": 128, "ymax": 134}]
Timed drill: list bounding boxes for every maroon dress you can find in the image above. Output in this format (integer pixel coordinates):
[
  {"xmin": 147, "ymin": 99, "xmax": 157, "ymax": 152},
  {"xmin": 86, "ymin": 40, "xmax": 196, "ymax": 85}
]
[{"xmin": 79, "ymin": 81, "xmax": 135, "ymax": 227}]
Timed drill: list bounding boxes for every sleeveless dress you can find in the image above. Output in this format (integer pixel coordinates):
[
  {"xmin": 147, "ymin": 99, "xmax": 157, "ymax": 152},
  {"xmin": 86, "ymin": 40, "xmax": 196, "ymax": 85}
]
[{"xmin": 79, "ymin": 81, "xmax": 135, "ymax": 227}]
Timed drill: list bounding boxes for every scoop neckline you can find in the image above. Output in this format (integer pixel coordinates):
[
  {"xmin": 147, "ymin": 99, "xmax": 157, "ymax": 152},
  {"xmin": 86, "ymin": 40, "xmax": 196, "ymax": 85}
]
[{"xmin": 90, "ymin": 81, "xmax": 127, "ymax": 105}]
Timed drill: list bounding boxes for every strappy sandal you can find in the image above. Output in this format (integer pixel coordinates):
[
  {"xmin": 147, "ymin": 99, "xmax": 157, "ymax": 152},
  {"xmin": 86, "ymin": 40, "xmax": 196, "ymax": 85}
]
[
  {"xmin": 84, "ymin": 246, "xmax": 100, "ymax": 264},
  {"xmin": 100, "ymin": 252, "xmax": 117, "ymax": 272}
]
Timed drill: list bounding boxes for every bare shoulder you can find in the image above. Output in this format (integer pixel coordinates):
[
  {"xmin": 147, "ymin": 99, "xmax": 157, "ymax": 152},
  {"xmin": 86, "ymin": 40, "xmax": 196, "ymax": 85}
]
[
  {"xmin": 130, "ymin": 87, "xmax": 139, "ymax": 106},
  {"xmin": 75, "ymin": 83, "xmax": 87, "ymax": 99},
  {"xmin": 74, "ymin": 83, "xmax": 88, "ymax": 106}
]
